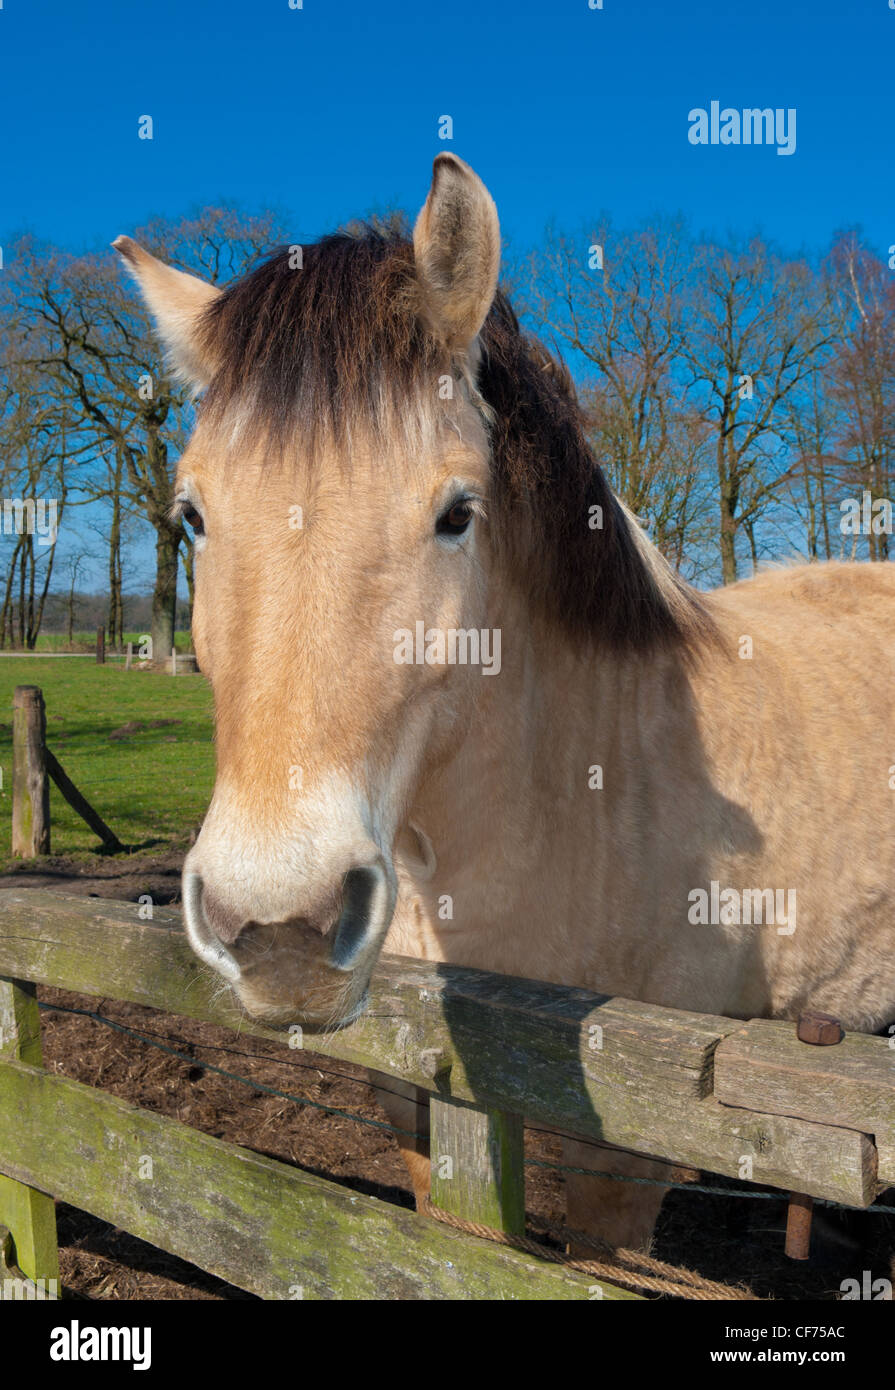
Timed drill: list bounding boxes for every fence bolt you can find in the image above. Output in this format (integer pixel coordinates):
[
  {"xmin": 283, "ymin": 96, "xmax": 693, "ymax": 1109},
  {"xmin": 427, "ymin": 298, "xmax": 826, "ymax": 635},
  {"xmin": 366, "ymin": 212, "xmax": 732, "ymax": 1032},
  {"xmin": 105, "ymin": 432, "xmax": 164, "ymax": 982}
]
[
  {"xmin": 785, "ymin": 1010, "xmax": 844, "ymax": 1259},
  {"xmin": 796, "ymin": 1010, "xmax": 842, "ymax": 1046}
]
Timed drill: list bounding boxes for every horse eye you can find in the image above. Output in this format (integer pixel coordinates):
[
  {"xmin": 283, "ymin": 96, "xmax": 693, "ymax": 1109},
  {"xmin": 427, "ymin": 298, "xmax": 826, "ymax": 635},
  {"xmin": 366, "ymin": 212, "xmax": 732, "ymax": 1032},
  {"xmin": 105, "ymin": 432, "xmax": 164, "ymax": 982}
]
[
  {"xmin": 436, "ymin": 500, "xmax": 474, "ymax": 537},
  {"xmin": 181, "ymin": 504, "xmax": 204, "ymax": 537}
]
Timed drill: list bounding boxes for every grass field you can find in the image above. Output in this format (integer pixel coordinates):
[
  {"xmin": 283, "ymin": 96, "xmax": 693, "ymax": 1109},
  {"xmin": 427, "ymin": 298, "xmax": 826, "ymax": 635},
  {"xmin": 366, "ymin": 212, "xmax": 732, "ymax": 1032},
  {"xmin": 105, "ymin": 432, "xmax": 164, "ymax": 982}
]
[
  {"xmin": 25, "ymin": 631, "xmax": 194, "ymax": 654},
  {"xmin": 0, "ymin": 658, "xmax": 214, "ymax": 858}
]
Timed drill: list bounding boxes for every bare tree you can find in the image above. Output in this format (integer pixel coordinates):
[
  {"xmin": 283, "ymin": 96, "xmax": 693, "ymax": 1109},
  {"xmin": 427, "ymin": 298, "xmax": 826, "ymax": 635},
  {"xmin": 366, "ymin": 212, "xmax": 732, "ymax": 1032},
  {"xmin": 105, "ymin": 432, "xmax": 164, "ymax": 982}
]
[
  {"xmin": 4, "ymin": 208, "xmax": 285, "ymax": 660},
  {"xmin": 0, "ymin": 352, "xmax": 73, "ymax": 647},
  {"xmin": 680, "ymin": 237, "xmax": 837, "ymax": 582},
  {"xmin": 522, "ymin": 218, "xmax": 704, "ymax": 542},
  {"xmin": 825, "ymin": 232, "xmax": 895, "ymax": 561}
]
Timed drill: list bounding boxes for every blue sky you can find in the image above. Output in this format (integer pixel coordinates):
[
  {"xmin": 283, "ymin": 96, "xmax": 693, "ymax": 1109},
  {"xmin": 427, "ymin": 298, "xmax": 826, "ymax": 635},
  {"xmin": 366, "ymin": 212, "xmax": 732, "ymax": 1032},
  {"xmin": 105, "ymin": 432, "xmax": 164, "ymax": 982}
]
[
  {"xmin": 1, "ymin": 0, "xmax": 892, "ymax": 596},
  {"xmin": 1, "ymin": 0, "xmax": 892, "ymax": 260}
]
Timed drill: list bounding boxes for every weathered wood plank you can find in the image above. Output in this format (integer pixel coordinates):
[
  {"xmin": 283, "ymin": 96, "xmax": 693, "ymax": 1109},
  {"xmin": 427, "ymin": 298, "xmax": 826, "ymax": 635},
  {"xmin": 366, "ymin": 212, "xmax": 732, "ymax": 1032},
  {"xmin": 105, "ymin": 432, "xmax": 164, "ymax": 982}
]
[
  {"xmin": 430, "ymin": 1098, "xmax": 525, "ymax": 1233},
  {"xmin": 680, "ymin": 1099, "xmax": 876, "ymax": 1206},
  {"xmin": 0, "ymin": 1059, "xmax": 635, "ymax": 1300},
  {"xmin": 0, "ymin": 890, "xmax": 881, "ymax": 1204},
  {"xmin": 715, "ymin": 1019, "xmax": 895, "ymax": 1184},
  {"xmin": 0, "ymin": 977, "xmax": 60, "ymax": 1286}
]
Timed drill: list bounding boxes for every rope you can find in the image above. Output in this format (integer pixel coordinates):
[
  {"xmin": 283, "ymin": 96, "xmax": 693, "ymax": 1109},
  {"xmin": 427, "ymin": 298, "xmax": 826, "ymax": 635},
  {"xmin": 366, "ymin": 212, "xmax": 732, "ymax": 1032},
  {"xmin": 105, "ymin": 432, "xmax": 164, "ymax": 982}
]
[{"xmin": 419, "ymin": 1197, "xmax": 757, "ymax": 1300}]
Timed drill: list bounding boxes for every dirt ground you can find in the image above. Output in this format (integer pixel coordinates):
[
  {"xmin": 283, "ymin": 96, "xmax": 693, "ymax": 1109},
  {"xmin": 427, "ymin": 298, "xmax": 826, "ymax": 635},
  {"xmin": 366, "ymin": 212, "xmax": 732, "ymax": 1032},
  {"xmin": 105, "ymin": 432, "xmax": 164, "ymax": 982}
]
[
  {"xmin": 2, "ymin": 853, "xmax": 893, "ymax": 1301},
  {"xmin": 0, "ymin": 850, "xmax": 187, "ymax": 907}
]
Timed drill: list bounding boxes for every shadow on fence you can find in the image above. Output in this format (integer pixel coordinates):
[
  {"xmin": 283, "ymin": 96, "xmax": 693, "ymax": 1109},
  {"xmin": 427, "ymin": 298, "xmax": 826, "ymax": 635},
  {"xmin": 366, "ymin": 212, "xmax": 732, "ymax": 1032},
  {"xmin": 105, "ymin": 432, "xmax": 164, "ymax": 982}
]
[{"xmin": 0, "ymin": 889, "xmax": 893, "ymax": 1299}]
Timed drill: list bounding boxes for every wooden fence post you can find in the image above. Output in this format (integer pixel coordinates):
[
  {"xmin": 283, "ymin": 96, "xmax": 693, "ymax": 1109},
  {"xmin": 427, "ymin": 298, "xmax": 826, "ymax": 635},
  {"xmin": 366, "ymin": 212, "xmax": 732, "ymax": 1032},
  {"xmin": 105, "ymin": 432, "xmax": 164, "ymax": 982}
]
[
  {"xmin": 44, "ymin": 750, "xmax": 122, "ymax": 853},
  {"xmin": 96, "ymin": 626, "xmax": 105, "ymax": 664},
  {"xmin": 12, "ymin": 686, "xmax": 50, "ymax": 857},
  {"xmin": 429, "ymin": 1096, "xmax": 525, "ymax": 1235},
  {"xmin": 125, "ymin": 641, "xmax": 133, "ymax": 670},
  {"xmin": 0, "ymin": 977, "xmax": 60, "ymax": 1289}
]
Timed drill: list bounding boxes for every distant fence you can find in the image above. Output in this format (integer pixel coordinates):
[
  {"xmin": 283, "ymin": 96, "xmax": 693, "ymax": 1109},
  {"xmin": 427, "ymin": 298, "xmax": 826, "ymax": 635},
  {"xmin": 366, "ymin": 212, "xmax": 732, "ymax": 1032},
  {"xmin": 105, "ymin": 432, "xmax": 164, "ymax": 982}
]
[{"xmin": 0, "ymin": 890, "xmax": 893, "ymax": 1299}]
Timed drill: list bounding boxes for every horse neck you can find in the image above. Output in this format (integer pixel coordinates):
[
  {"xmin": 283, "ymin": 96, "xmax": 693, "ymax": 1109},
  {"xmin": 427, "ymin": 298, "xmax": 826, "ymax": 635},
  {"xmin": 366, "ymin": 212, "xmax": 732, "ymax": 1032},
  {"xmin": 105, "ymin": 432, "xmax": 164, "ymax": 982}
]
[{"xmin": 403, "ymin": 581, "xmax": 687, "ymax": 958}]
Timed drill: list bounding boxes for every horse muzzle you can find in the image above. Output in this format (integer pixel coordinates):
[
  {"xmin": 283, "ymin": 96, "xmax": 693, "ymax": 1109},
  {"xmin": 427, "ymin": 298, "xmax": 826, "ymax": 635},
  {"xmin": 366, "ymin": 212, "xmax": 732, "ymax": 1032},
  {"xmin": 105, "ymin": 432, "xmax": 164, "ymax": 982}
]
[{"xmin": 181, "ymin": 856, "xmax": 397, "ymax": 1028}]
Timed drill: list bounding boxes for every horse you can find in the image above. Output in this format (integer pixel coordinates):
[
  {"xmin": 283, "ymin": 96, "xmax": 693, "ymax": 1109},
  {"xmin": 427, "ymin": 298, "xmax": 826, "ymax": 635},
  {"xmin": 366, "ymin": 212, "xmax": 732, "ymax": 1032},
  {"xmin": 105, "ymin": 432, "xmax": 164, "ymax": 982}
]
[{"xmin": 113, "ymin": 153, "xmax": 895, "ymax": 1254}]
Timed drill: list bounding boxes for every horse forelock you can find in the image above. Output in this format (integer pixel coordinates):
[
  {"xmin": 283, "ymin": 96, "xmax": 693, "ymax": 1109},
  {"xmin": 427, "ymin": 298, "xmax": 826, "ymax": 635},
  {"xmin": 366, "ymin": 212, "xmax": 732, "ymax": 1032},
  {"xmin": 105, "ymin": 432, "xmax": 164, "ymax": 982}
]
[{"xmin": 196, "ymin": 226, "xmax": 713, "ymax": 653}]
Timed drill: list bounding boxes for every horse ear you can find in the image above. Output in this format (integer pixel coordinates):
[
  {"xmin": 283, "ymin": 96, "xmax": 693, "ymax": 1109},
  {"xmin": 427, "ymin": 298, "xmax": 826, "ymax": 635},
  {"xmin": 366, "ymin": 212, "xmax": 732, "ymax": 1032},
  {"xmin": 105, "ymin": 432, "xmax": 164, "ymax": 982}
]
[
  {"xmin": 413, "ymin": 154, "xmax": 500, "ymax": 354},
  {"xmin": 112, "ymin": 236, "xmax": 221, "ymax": 389}
]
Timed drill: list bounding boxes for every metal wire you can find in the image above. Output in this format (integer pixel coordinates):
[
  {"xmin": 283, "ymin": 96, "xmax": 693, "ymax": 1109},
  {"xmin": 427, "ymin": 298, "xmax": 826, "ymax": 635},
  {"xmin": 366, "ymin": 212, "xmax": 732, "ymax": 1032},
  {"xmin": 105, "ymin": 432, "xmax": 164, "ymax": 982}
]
[
  {"xmin": 525, "ymin": 1156, "xmax": 895, "ymax": 1213},
  {"xmin": 41, "ymin": 1001, "xmax": 437, "ymax": 1114},
  {"xmin": 35, "ymin": 996, "xmax": 895, "ymax": 1216},
  {"xmin": 37, "ymin": 1000, "xmax": 416, "ymax": 1138}
]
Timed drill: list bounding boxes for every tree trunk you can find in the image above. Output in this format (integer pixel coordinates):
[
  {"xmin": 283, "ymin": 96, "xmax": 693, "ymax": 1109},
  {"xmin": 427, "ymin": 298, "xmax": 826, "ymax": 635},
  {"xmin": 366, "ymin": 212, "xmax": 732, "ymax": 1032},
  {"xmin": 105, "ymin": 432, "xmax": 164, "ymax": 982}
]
[
  {"xmin": 108, "ymin": 513, "xmax": 122, "ymax": 648},
  {"xmin": 30, "ymin": 541, "xmax": 57, "ymax": 649},
  {"xmin": 719, "ymin": 494, "xmax": 738, "ymax": 584},
  {"xmin": 1, "ymin": 536, "xmax": 24, "ymax": 650},
  {"xmin": 26, "ymin": 535, "xmax": 36, "ymax": 647},
  {"xmin": 818, "ymin": 465, "xmax": 831, "ymax": 560},
  {"xmin": 805, "ymin": 489, "xmax": 817, "ymax": 559},
  {"xmin": 17, "ymin": 542, "xmax": 26, "ymax": 648},
  {"xmin": 151, "ymin": 525, "xmax": 180, "ymax": 666},
  {"xmin": 107, "ymin": 452, "xmax": 123, "ymax": 647}
]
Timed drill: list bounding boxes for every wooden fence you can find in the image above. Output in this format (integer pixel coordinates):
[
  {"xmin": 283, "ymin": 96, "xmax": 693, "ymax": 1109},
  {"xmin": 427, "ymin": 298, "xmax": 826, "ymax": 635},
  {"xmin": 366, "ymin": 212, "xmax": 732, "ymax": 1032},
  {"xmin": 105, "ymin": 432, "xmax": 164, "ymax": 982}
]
[
  {"xmin": 0, "ymin": 889, "xmax": 893, "ymax": 1299},
  {"xmin": 11, "ymin": 686, "xmax": 121, "ymax": 855}
]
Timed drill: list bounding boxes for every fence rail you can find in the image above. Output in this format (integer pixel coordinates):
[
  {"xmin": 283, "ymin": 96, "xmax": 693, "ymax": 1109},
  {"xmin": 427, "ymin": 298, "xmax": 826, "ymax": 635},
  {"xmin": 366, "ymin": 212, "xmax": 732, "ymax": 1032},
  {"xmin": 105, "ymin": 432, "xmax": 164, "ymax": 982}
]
[{"xmin": 0, "ymin": 889, "xmax": 893, "ymax": 1299}]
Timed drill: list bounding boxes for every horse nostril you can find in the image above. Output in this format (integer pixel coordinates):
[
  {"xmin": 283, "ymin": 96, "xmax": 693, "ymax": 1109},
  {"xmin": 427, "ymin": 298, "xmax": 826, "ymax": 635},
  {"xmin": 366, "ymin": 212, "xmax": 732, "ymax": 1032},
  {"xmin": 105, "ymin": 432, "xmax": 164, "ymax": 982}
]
[
  {"xmin": 329, "ymin": 865, "xmax": 378, "ymax": 970},
  {"xmin": 329, "ymin": 859, "xmax": 396, "ymax": 972},
  {"xmin": 198, "ymin": 884, "xmax": 249, "ymax": 945},
  {"xmin": 182, "ymin": 871, "xmax": 242, "ymax": 981}
]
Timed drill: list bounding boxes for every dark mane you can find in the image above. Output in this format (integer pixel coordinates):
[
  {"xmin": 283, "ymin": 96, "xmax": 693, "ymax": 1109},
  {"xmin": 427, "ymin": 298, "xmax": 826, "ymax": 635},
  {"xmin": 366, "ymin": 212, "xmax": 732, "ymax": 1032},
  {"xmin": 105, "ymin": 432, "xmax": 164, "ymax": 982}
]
[{"xmin": 198, "ymin": 228, "xmax": 711, "ymax": 651}]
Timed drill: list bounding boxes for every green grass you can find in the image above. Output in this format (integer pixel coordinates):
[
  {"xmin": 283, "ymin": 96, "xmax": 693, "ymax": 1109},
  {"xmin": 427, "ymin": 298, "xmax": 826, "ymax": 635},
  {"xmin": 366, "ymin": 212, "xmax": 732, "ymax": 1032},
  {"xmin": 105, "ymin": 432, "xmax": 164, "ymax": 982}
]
[
  {"xmin": 28, "ymin": 631, "xmax": 193, "ymax": 654},
  {"xmin": 0, "ymin": 658, "xmax": 214, "ymax": 858}
]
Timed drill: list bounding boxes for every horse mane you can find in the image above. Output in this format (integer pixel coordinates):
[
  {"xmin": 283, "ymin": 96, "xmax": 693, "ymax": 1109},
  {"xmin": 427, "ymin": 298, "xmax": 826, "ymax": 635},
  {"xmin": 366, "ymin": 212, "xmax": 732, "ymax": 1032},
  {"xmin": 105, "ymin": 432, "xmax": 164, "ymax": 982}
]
[{"xmin": 198, "ymin": 227, "xmax": 713, "ymax": 652}]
